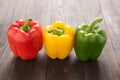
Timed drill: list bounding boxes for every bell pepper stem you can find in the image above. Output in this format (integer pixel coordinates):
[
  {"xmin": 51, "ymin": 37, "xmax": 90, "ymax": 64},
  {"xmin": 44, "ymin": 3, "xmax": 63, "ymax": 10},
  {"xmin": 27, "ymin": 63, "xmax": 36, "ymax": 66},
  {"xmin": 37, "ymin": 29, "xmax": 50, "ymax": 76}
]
[
  {"xmin": 20, "ymin": 19, "xmax": 32, "ymax": 32},
  {"xmin": 88, "ymin": 17, "xmax": 103, "ymax": 33},
  {"xmin": 48, "ymin": 28, "xmax": 64, "ymax": 36}
]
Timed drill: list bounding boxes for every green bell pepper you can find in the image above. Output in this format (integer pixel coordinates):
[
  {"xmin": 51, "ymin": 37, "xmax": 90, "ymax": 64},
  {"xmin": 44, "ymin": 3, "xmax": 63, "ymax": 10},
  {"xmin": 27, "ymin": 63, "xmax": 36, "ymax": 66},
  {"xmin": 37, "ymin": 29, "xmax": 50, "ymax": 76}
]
[{"xmin": 75, "ymin": 17, "xmax": 107, "ymax": 62}]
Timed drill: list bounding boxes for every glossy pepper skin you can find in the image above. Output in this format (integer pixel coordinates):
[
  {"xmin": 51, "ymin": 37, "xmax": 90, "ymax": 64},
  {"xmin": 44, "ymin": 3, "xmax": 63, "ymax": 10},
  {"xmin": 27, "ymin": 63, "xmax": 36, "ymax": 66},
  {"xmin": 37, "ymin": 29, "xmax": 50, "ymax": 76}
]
[
  {"xmin": 44, "ymin": 21, "xmax": 74, "ymax": 59},
  {"xmin": 7, "ymin": 19, "xmax": 43, "ymax": 60},
  {"xmin": 75, "ymin": 17, "xmax": 107, "ymax": 62}
]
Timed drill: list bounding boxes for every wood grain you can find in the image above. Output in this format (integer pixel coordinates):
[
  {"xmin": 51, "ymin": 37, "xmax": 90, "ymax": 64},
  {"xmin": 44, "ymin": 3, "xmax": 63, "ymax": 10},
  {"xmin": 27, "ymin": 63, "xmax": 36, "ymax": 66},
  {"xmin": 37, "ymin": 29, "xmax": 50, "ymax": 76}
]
[{"xmin": 0, "ymin": 0, "xmax": 120, "ymax": 80}]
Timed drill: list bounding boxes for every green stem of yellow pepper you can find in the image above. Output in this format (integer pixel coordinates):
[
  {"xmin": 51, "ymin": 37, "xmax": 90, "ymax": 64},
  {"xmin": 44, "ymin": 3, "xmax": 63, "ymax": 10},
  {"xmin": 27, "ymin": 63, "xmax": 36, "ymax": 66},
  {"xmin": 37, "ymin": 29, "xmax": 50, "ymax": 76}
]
[{"xmin": 48, "ymin": 28, "xmax": 64, "ymax": 36}]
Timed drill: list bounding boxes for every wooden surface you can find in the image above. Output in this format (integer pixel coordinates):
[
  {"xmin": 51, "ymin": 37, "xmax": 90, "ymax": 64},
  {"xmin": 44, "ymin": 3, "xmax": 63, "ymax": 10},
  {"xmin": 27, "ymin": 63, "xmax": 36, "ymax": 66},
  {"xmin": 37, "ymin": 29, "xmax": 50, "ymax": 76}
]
[{"xmin": 0, "ymin": 0, "xmax": 120, "ymax": 80}]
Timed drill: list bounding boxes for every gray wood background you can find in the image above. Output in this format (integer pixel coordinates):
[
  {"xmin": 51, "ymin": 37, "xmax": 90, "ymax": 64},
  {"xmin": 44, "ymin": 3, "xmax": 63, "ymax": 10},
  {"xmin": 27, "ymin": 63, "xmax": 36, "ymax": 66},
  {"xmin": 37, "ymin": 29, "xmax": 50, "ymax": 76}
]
[{"xmin": 0, "ymin": 0, "xmax": 120, "ymax": 80}]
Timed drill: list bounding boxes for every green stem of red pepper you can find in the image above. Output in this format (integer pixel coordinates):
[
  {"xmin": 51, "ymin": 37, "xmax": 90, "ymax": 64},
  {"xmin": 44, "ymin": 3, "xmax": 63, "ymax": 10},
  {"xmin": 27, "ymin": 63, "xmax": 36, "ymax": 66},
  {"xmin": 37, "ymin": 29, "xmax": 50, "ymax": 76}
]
[
  {"xmin": 20, "ymin": 19, "xmax": 32, "ymax": 32},
  {"xmin": 88, "ymin": 17, "xmax": 103, "ymax": 33}
]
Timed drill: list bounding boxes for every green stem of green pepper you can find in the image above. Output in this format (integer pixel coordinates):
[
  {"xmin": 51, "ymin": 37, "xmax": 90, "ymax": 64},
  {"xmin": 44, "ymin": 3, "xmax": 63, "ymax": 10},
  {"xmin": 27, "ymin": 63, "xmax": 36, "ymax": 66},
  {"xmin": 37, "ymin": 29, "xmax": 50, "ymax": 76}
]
[
  {"xmin": 20, "ymin": 19, "xmax": 32, "ymax": 32},
  {"xmin": 88, "ymin": 17, "xmax": 103, "ymax": 33}
]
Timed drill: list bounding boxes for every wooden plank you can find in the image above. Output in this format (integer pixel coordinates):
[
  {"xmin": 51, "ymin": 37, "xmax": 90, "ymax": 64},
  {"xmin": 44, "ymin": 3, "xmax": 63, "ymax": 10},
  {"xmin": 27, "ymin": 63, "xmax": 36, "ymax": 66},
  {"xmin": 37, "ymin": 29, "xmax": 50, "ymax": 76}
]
[
  {"xmin": 99, "ymin": 0, "xmax": 120, "ymax": 80},
  {"xmin": 62, "ymin": 0, "xmax": 85, "ymax": 80},
  {"xmin": 74, "ymin": 0, "xmax": 102, "ymax": 80},
  {"xmin": 0, "ymin": 0, "xmax": 13, "ymax": 59},
  {"xmin": 100, "ymin": 0, "xmax": 120, "ymax": 64},
  {"xmin": 46, "ymin": 0, "xmax": 70, "ymax": 80},
  {"xmin": 68, "ymin": 52, "xmax": 85, "ymax": 80},
  {"xmin": 46, "ymin": 58, "xmax": 70, "ymax": 80},
  {"xmin": 0, "ymin": 0, "xmax": 50, "ymax": 80}
]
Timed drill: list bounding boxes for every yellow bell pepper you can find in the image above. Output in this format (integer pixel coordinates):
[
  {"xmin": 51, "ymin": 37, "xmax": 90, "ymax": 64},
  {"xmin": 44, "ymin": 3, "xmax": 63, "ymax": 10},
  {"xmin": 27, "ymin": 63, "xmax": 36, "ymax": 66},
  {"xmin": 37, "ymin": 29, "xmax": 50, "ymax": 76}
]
[{"xmin": 44, "ymin": 21, "xmax": 74, "ymax": 59}]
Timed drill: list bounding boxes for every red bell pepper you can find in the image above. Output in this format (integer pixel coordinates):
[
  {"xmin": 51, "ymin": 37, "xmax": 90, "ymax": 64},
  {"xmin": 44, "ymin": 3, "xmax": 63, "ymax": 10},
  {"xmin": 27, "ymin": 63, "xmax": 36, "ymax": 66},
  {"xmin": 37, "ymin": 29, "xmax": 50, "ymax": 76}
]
[{"xmin": 7, "ymin": 19, "xmax": 43, "ymax": 60}]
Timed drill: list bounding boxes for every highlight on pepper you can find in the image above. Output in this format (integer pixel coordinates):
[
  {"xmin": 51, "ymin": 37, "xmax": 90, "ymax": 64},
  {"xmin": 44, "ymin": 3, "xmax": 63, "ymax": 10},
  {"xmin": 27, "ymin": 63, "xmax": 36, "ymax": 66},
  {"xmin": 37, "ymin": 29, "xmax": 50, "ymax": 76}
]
[
  {"xmin": 74, "ymin": 17, "xmax": 107, "ymax": 62},
  {"xmin": 44, "ymin": 21, "xmax": 74, "ymax": 59},
  {"xmin": 7, "ymin": 19, "xmax": 43, "ymax": 60}
]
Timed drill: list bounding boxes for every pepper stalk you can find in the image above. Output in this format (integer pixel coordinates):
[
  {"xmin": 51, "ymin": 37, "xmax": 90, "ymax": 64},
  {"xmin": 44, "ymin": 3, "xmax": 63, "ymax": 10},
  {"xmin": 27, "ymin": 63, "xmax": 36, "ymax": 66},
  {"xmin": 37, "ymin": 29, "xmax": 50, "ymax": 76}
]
[{"xmin": 20, "ymin": 19, "xmax": 32, "ymax": 32}]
